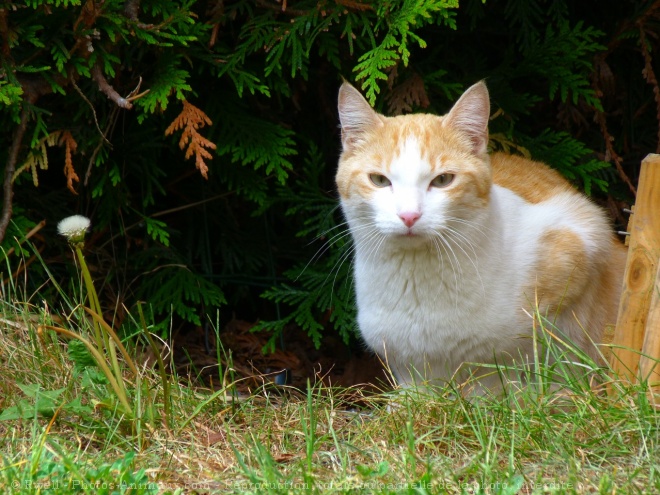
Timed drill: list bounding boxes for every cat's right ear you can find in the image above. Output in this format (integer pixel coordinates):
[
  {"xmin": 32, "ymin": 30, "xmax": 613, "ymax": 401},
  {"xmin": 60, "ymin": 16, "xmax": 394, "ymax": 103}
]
[
  {"xmin": 443, "ymin": 81, "xmax": 490, "ymax": 156},
  {"xmin": 338, "ymin": 82, "xmax": 383, "ymax": 150}
]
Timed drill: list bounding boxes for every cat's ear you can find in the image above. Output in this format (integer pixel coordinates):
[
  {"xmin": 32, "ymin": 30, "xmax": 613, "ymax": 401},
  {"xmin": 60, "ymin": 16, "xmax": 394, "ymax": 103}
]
[
  {"xmin": 443, "ymin": 81, "xmax": 490, "ymax": 155},
  {"xmin": 338, "ymin": 82, "xmax": 383, "ymax": 150}
]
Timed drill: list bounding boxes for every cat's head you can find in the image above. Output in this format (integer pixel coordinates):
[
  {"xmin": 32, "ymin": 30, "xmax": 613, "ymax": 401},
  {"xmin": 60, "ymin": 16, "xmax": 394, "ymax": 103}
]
[{"xmin": 336, "ymin": 81, "xmax": 492, "ymax": 244}]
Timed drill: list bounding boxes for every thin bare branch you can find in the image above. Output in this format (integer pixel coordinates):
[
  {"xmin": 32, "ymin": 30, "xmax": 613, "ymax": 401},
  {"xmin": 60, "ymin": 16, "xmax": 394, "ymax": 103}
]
[
  {"xmin": 91, "ymin": 63, "xmax": 133, "ymax": 109},
  {"xmin": 71, "ymin": 77, "xmax": 112, "ymax": 146},
  {"xmin": 0, "ymin": 105, "xmax": 30, "ymax": 244},
  {"xmin": 638, "ymin": 24, "xmax": 660, "ymax": 153},
  {"xmin": 0, "ymin": 8, "xmax": 12, "ymax": 59},
  {"xmin": 593, "ymin": 107, "xmax": 637, "ymax": 196},
  {"xmin": 124, "ymin": 0, "xmax": 141, "ymax": 21}
]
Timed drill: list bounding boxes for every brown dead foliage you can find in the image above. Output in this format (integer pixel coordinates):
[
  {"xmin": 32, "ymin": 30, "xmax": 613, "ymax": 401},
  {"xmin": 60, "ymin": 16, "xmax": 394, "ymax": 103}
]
[{"xmin": 165, "ymin": 99, "xmax": 217, "ymax": 179}]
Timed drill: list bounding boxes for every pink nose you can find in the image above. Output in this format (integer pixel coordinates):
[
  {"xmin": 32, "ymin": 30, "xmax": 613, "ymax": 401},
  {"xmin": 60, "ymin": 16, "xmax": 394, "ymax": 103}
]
[{"xmin": 399, "ymin": 211, "xmax": 421, "ymax": 228}]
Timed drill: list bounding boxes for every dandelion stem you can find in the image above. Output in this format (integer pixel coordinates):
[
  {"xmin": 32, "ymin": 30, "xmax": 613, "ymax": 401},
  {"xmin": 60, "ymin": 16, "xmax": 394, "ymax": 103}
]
[{"xmin": 75, "ymin": 246, "xmax": 104, "ymax": 351}]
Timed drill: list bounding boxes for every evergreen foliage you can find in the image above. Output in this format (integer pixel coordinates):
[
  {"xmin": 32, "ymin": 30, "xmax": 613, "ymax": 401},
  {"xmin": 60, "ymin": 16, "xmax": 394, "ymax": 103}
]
[{"xmin": 1, "ymin": 1, "xmax": 658, "ymax": 351}]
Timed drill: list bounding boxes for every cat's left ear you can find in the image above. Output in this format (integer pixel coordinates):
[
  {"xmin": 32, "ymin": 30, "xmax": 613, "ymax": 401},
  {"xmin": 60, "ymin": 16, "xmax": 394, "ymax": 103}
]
[
  {"xmin": 443, "ymin": 81, "xmax": 490, "ymax": 155},
  {"xmin": 338, "ymin": 82, "xmax": 383, "ymax": 150}
]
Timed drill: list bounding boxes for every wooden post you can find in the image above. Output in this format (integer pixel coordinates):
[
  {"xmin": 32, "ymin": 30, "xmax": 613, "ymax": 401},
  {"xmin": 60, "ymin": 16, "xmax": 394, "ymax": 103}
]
[
  {"xmin": 639, "ymin": 262, "xmax": 660, "ymax": 387},
  {"xmin": 610, "ymin": 153, "xmax": 660, "ymax": 394}
]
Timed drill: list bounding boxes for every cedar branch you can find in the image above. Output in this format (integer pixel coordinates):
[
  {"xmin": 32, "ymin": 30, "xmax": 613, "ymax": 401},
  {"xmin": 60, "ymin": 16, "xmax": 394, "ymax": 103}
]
[
  {"xmin": 122, "ymin": 0, "xmax": 154, "ymax": 30},
  {"xmin": 335, "ymin": 0, "xmax": 374, "ymax": 11},
  {"xmin": 91, "ymin": 64, "xmax": 133, "ymax": 109},
  {"xmin": 71, "ymin": 77, "xmax": 112, "ymax": 146},
  {"xmin": 165, "ymin": 100, "xmax": 216, "ymax": 179},
  {"xmin": 0, "ymin": 104, "xmax": 30, "ymax": 244},
  {"xmin": 255, "ymin": 0, "xmax": 307, "ymax": 16},
  {"xmin": 586, "ymin": 2, "xmax": 660, "ymax": 195},
  {"xmin": 61, "ymin": 131, "xmax": 80, "ymax": 194}
]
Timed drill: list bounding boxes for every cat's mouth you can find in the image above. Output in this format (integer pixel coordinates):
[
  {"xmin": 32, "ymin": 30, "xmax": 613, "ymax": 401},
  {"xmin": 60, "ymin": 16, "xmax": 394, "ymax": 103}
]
[
  {"xmin": 396, "ymin": 228, "xmax": 422, "ymax": 238},
  {"xmin": 392, "ymin": 230, "xmax": 431, "ymax": 247}
]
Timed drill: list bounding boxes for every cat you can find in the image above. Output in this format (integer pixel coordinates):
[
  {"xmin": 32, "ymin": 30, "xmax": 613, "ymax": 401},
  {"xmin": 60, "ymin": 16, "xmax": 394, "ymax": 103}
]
[{"xmin": 335, "ymin": 80, "xmax": 627, "ymax": 392}]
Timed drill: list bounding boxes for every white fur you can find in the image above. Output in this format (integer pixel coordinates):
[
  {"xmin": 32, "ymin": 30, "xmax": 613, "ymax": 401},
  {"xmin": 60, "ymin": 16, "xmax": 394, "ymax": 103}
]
[{"xmin": 343, "ymin": 163, "xmax": 609, "ymax": 389}]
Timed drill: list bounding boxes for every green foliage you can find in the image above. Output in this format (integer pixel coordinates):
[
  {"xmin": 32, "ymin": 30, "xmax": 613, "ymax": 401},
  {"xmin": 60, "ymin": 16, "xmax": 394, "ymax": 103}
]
[
  {"xmin": 216, "ymin": 107, "xmax": 298, "ymax": 189},
  {"xmin": 256, "ymin": 258, "xmax": 356, "ymax": 352},
  {"xmin": 0, "ymin": 383, "xmax": 92, "ymax": 420},
  {"xmin": 67, "ymin": 339, "xmax": 97, "ymax": 370},
  {"xmin": 5, "ymin": 448, "xmax": 156, "ymax": 495},
  {"xmin": 0, "ymin": 210, "xmax": 38, "ymax": 259},
  {"xmin": 0, "ymin": 80, "xmax": 23, "ymax": 105},
  {"xmin": 354, "ymin": 0, "xmax": 459, "ymax": 104},
  {"xmin": 254, "ymin": 144, "xmax": 355, "ymax": 350},
  {"xmin": 135, "ymin": 56, "xmax": 193, "ymax": 120},
  {"xmin": 140, "ymin": 215, "xmax": 171, "ymax": 247},
  {"xmin": 0, "ymin": 0, "xmax": 655, "ymax": 354},
  {"xmin": 137, "ymin": 264, "xmax": 226, "ymax": 328},
  {"xmin": 521, "ymin": 130, "xmax": 611, "ymax": 195},
  {"xmin": 515, "ymin": 20, "xmax": 605, "ymax": 109}
]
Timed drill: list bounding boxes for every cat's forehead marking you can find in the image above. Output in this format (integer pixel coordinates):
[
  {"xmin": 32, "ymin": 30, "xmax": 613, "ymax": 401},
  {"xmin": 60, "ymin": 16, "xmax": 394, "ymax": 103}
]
[
  {"xmin": 387, "ymin": 134, "xmax": 433, "ymax": 181},
  {"xmin": 393, "ymin": 134, "xmax": 422, "ymax": 165}
]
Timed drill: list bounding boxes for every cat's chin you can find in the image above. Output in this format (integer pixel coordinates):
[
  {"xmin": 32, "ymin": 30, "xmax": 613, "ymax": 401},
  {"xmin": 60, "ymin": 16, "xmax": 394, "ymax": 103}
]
[{"xmin": 390, "ymin": 231, "xmax": 431, "ymax": 248}]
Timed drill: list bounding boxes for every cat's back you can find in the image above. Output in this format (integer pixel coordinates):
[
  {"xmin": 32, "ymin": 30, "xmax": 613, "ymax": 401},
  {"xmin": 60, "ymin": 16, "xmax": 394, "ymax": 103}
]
[
  {"xmin": 489, "ymin": 151, "xmax": 617, "ymax": 253},
  {"xmin": 489, "ymin": 150, "xmax": 621, "ymax": 268},
  {"xmin": 490, "ymin": 151, "xmax": 578, "ymax": 202}
]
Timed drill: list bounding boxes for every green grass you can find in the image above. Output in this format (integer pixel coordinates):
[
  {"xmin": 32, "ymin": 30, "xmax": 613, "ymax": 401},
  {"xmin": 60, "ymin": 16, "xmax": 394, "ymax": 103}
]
[
  {"xmin": 1, "ymin": 300, "xmax": 658, "ymax": 495},
  {"xmin": 0, "ymin": 270, "xmax": 658, "ymax": 494}
]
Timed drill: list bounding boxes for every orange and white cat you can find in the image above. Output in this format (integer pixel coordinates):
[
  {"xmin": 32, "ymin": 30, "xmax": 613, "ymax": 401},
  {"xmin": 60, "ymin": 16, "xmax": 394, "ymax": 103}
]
[{"xmin": 336, "ymin": 81, "xmax": 626, "ymax": 390}]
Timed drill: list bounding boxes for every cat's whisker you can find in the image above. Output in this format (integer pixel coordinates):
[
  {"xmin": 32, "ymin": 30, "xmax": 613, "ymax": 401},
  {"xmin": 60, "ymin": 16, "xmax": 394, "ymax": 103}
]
[
  {"xmin": 321, "ymin": 220, "xmax": 377, "ymax": 247},
  {"xmin": 430, "ymin": 236, "xmax": 460, "ymax": 312},
  {"xmin": 324, "ymin": 224, "xmax": 376, "ymax": 275},
  {"xmin": 315, "ymin": 217, "xmax": 372, "ymax": 241},
  {"xmin": 440, "ymin": 228, "xmax": 486, "ymax": 298},
  {"xmin": 307, "ymin": 209, "xmax": 347, "ymax": 240},
  {"xmin": 441, "ymin": 226, "xmax": 481, "ymax": 268},
  {"xmin": 308, "ymin": 222, "xmax": 350, "ymax": 246},
  {"xmin": 297, "ymin": 220, "xmax": 377, "ymax": 282},
  {"xmin": 327, "ymin": 242, "xmax": 358, "ymax": 300},
  {"xmin": 325, "ymin": 223, "xmax": 382, "ymax": 300},
  {"xmin": 432, "ymin": 234, "xmax": 463, "ymax": 309},
  {"xmin": 297, "ymin": 233, "xmax": 349, "ymax": 282},
  {"xmin": 328, "ymin": 227, "xmax": 386, "ymax": 302},
  {"xmin": 429, "ymin": 235, "xmax": 446, "ymax": 274},
  {"xmin": 445, "ymin": 215, "xmax": 495, "ymax": 239},
  {"xmin": 321, "ymin": 227, "xmax": 378, "ymax": 300},
  {"xmin": 358, "ymin": 229, "xmax": 387, "ymax": 268}
]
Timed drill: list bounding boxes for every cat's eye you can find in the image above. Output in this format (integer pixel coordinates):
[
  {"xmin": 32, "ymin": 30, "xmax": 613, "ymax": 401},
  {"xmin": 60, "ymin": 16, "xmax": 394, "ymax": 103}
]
[
  {"xmin": 430, "ymin": 173, "xmax": 455, "ymax": 188},
  {"xmin": 369, "ymin": 173, "xmax": 392, "ymax": 188}
]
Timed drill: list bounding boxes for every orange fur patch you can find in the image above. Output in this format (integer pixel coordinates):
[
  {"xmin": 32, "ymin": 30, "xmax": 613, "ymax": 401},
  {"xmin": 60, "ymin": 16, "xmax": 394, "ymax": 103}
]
[
  {"xmin": 491, "ymin": 152, "xmax": 577, "ymax": 203},
  {"xmin": 531, "ymin": 229, "xmax": 590, "ymax": 313}
]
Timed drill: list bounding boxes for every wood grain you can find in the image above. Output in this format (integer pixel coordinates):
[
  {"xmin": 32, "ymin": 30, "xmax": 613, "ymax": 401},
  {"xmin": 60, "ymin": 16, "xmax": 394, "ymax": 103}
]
[{"xmin": 610, "ymin": 153, "xmax": 660, "ymax": 386}]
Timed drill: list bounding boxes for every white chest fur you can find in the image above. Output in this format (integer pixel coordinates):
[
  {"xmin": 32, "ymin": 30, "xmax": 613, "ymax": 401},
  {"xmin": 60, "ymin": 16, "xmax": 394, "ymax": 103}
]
[{"xmin": 348, "ymin": 185, "xmax": 590, "ymax": 386}]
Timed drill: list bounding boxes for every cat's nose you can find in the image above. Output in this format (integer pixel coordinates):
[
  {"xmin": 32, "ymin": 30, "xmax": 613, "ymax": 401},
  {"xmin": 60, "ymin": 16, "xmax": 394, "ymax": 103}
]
[{"xmin": 399, "ymin": 211, "xmax": 421, "ymax": 228}]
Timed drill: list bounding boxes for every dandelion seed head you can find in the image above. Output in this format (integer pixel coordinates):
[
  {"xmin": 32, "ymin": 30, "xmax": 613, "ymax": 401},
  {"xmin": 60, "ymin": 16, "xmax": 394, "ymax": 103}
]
[{"xmin": 57, "ymin": 215, "xmax": 91, "ymax": 243}]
